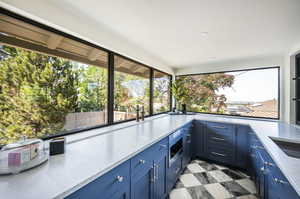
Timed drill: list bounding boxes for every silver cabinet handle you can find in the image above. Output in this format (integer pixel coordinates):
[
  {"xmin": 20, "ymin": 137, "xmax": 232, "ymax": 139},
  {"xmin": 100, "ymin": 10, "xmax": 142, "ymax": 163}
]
[
  {"xmin": 264, "ymin": 161, "xmax": 274, "ymax": 167},
  {"xmin": 274, "ymin": 178, "xmax": 288, "ymax": 185},
  {"xmin": 211, "ymin": 137, "xmax": 225, "ymax": 141},
  {"xmin": 211, "ymin": 152, "xmax": 226, "ymax": 157},
  {"xmin": 154, "ymin": 164, "xmax": 159, "ymax": 180},
  {"xmin": 256, "ymin": 146, "xmax": 265, "ymax": 150},
  {"xmin": 187, "ymin": 140, "xmax": 191, "ymax": 144},
  {"xmin": 175, "ymin": 167, "xmax": 181, "ymax": 174},
  {"xmin": 211, "ymin": 125, "xmax": 227, "ymax": 129},
  {"xmin": 151, "ymin": 166, "xmax": 155, "ymax": 183},
  {"xmin": 116, "ymin": 176, "xmax": 124, "ymax": 182},
  {"xmin": 160, "ymin": 144, "xmax": 167, "ymax": 149},
  {"xmin": 139, "ymin": 159, "xmax": 146, "ymax": 164}
]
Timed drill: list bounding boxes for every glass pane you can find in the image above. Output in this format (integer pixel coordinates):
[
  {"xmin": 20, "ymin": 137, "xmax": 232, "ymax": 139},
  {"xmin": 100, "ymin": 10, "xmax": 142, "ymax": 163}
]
[
  {"xmin": 153, "ymin": 71, "xmax": 171, "ymax": 114},
  {"xmin": 175, "ymin": 68, "xmax": 279, "ymax": 119},
  {"xmin": 0, "ymin": 14, "xmax": 108, "ymax": 145},
  {"xmin": 114, "ymin": 56, "xmax": 150, "ymax": 122}
]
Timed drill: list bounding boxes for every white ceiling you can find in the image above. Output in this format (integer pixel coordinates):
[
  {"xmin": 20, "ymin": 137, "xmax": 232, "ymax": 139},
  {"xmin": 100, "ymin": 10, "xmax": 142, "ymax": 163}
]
[{"xmin": 2, "ymin": 0, "xmax": 300, "ymax": 70}]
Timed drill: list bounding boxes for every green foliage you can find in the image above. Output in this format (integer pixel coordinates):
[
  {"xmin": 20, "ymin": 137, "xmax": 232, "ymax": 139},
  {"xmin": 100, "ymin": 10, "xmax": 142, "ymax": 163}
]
[
  {"xmin": 173, "ymin": 73, "xmax": 234, "ymax": 113},
  {"xmin": 0, "ymin": 46, "xmax": 79, "ymax": 144}
]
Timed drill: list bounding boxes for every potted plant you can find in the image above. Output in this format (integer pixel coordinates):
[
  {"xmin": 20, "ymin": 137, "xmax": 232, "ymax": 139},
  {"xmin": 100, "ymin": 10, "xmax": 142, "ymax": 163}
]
[{"xmin": 171, "ymin": 78, "xmax": 190, "ymax": 114}]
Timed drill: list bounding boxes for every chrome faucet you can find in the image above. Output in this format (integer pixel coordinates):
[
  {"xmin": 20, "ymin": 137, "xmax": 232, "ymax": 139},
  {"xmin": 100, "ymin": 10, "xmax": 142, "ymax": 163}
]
[
  {"xmin": 136, "ymin": 105, "xmax": 140, "ymax": 122},
  {"xmin": 141, "ymin": 105, "xmax": 145, "ymax": 121}
]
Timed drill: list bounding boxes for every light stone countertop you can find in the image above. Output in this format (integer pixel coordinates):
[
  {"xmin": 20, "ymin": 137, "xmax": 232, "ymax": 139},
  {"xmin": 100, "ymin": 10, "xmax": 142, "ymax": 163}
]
[{"xmin": 1, "ymin": 113, "xmax": 300, "ymax": 199}]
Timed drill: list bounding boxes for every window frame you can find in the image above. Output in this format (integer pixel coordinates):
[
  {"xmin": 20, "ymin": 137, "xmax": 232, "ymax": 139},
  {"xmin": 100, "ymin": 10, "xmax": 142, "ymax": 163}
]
[
  {"xmin": 295, "ymin": 54, "xmax": 300, "ymax": 125},
  {"xmin": 175, "ymin": 66, "xmax": 280, "ymax": 120},
  {"xmin": 0, "ymin": 8, "xmax": 172, "ymax": 142}
]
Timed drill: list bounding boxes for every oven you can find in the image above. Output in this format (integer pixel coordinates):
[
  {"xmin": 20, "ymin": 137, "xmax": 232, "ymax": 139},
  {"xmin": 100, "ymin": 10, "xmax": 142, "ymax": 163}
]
[{"xmin": 169, "ymin": 128, "xmax": 184, "ymax": 166}]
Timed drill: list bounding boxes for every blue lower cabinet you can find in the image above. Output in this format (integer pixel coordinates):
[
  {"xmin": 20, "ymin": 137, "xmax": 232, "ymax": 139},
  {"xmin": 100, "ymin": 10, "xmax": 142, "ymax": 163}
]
[
  {"xmin": 131, "ymin": 137, "xmax": 168, "ymax": 199},
  {"xmin": 153, "ymin": 154, "xmax": 168, "ymax": 199},
  {"xmin": 182, "ymin": 131, "xmax": 192, "ymax": 168},
  {"xmin": 236, "ymin": 125, "xmax": 250, "ymax": 169},
  {"xmin": 267, "ymin": 165, "xmax": 299, "ymax": 199},
  {"xmin": 166, "ymin": 156, "xmax": 182, "ymax": 193},
  {"xmin": 131, "ymin": 165, "xmax": 153, "ymax": 199},
  {"xmin": 65, "ymin": 160, "xmax": 130, "ymax": 199},
  {"xmin": 192, "ymin": 120, "xmax": 205, "ymax": 158}
]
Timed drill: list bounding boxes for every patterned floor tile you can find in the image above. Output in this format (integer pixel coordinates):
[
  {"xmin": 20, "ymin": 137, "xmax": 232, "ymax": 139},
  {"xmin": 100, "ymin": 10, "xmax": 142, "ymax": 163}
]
[
  {"xmin": 194, "ymin": 172, "xmax": 217, "ymax": 185},
  {"xmin": 180, "ymin": 174, "xmax": 202, "ymax": 187},
  {"xmin": 221, "ymin": 181, "xmax": 251, "ymax": 196},
  {"xmin": 170, "ymin": 188, "xmax": 193, "ymax": 199},
  {"xmin": 170, "ymin": 159, "xmax": 257, "ymax": 199},
  {"xmin": 187, "ymin": 163, "xmax": 206, "ymax": 173},
  {"xmin": 222, "ymin": 169, "xmax": 245, "ymax": 180},
  {"xmin": 236, "ymin": 179, "xmax": 257, "ymax": 194},
  {"xmin": 208, "ymin": 170, "xmax": 233, "ymax": 182},
  {"xmin": 199, "ymin": 162, "xmax": 218, "ymax": 171},
  {"xmin": 204, "ymin": 183, "xmax": 234, "ymax": 199},
  {"xmin": 187, "ymin": 185, "xmax": 214, "ymax": 199}
]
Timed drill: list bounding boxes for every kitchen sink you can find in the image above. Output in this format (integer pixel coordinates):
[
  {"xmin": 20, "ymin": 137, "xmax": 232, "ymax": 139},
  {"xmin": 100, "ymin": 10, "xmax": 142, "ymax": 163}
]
[{"xmin": 270, "ymin": 138, "xmax": 300, "ymax": 159}]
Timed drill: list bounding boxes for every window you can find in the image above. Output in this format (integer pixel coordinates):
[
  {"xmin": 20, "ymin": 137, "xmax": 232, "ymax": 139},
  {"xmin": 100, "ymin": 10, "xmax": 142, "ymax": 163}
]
[
  {"xmin": 0, "ymin": 11, "xmax": 172, "ymax": 146},
  {"xmin": 175, "ymin": 67, "xmax": 279, "ymax": 119},
  {"xmin": 153, "ymin": 71, "xmax": 171, "ymax": 114},
  {"xmin": 114, "ymin": 56, "xmax": 150, "ymax": 122},
  {"xmin": 0, "ymin": 14, "xmax": 108, "ymax": 145}
]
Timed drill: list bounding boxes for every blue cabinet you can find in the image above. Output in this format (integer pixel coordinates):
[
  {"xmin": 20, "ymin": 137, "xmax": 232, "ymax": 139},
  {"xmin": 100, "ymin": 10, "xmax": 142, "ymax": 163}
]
[
  {"xmin": 267, "ymin": 166, "xmax": 299, "ymax": 199},
  {"xmin": 204, "ymin": 122, "xmax": 236, "ymax": 166},
  {"xmin": 131, "ymin": 137, "xmax": 168, "ymax": 199},
  {"xmin": 153, "ymin": 153, "xmax": 168, "ymax": 199},
  {"xmin": 192, "ymin": 120, "xmax": 205, "ymax": 158},
  {"xmin": 182, "ymin": 122, "xmax": 193, "ymax": 168},
  {"xmin": 166, "ymin": 153, "xmax": 182, "ymax": 193},
  {"xmin": 131, "ymin": 166, "xmax": 153, "ymax": 199},
  {"xmin": 235, "ymin": 125, "xmax": 250, "ymax": 169},
  {"xmin": 65, "ymin": 160, "xmax": 130, "ymax": 199}
]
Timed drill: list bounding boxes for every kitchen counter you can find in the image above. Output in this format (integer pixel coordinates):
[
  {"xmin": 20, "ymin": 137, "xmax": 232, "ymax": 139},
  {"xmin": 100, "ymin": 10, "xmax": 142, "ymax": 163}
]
[{"xmin": 1, "ymin": 114, "xmax": 300, "ymax": 199}]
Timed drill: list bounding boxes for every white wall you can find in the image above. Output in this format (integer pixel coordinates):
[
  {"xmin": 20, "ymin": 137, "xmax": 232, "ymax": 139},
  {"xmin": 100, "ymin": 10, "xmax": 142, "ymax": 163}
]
[
  {"xmin": 0, "ymin": 1, "xmax": 174, "ymax": 75},
  {"xmin": 175, "ymin": 55, "xmax": 288, "ymax": 122}
]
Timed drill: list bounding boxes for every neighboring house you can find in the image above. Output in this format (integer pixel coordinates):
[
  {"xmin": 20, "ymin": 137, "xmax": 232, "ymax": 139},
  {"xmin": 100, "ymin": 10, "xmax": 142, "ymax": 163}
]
[
  {"xmin": 225, "ymin": 99, "xmax": 278, "ymax": 118},
  {"xmin": 244, "ymin": 99, "xmax": 278, "ymax": 118}
]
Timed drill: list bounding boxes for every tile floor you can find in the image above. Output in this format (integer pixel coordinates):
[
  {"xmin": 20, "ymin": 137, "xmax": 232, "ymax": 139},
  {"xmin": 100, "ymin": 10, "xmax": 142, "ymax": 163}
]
[{"xmin": 169, "ymin": 159, "xmax": 258, "ymax": 199}]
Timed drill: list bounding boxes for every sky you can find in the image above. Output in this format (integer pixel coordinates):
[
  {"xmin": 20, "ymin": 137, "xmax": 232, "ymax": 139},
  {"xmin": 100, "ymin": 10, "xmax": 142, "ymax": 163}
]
[{"xmin": 217, "ymin": 68, "xmax": 279, "ymax": 102}]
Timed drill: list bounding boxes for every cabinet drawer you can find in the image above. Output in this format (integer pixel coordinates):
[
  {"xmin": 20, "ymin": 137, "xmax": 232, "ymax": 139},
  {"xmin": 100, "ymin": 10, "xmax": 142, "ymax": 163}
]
[
  {"xmin": 66, "ymin": 160, "xmax": 130, "ymax": 199},
  {"xmin": 151, "ymin": 137, "xmax": 168, "ymax": 155},
  {"xmin": 131, "ymin": 138, "xmax": 168, "ymax": 176},
  {"xmin": 206, "ymin": 122, "xmax": 235, "ymax": 136},
  {"xmin": 207, "ymin": 132, "xmax": 233, "ymax": 144},
  {"xmin": 131, "ymin": 147, "xmax": 155, "ymax": 177},
  {"xmin": 167, "ymin": 156, "xmax": 182, "ymax": 192},
  {"xmin": 206, "ymin": 147, "xmax": 234, "ymax": 164}
]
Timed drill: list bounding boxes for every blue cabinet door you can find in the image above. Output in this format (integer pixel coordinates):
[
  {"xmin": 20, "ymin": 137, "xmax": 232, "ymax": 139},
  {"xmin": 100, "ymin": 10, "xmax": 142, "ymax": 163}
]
[
  {"xmin": 110, "ymin": 188, "xmax": 130, "ymax": 199},
  {"xmin": 65, "ymin": 160, "xmax": 130, "ymax": 199},
  {"xmin": 182, "ymin": 132, "xmax": 192, "ymax": 168},
  {"xmin": 236, "ymin": 125, "xmax": 250, "ymax": 169},
  {"xmin": 268, "ymin": 165, "xmax": 299, "ymax": 199},
  {"xmin": 153, "ymin": 154, "xmax": 168, "ymax": 199},
  {"xmin": 131, "ymin": 166, "xmax": 154, "ymax": 199},
  {"xmin": 192, "ymin": 120, "xmax": 205, "ymax": 158},
  {"xmin": 166, "ymin": 156, "xmax": 182, "ymax": 193}
]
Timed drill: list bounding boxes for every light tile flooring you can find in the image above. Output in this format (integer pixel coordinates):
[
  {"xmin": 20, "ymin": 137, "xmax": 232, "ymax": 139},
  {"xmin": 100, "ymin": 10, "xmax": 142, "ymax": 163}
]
[{"xmin": 169, "ymin": 159, "xmax": 258, "ymax": 199}]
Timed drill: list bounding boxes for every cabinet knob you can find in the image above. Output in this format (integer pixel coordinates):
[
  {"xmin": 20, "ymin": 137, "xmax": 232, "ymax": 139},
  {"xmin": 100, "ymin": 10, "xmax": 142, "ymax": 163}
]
[
  {"xmin": 139, "ymin": 159, "xmax": 146, "ymax": 164},
  {"xmin": 117, "ymin": 176, "xmax": 124, "ymax": 182}
]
